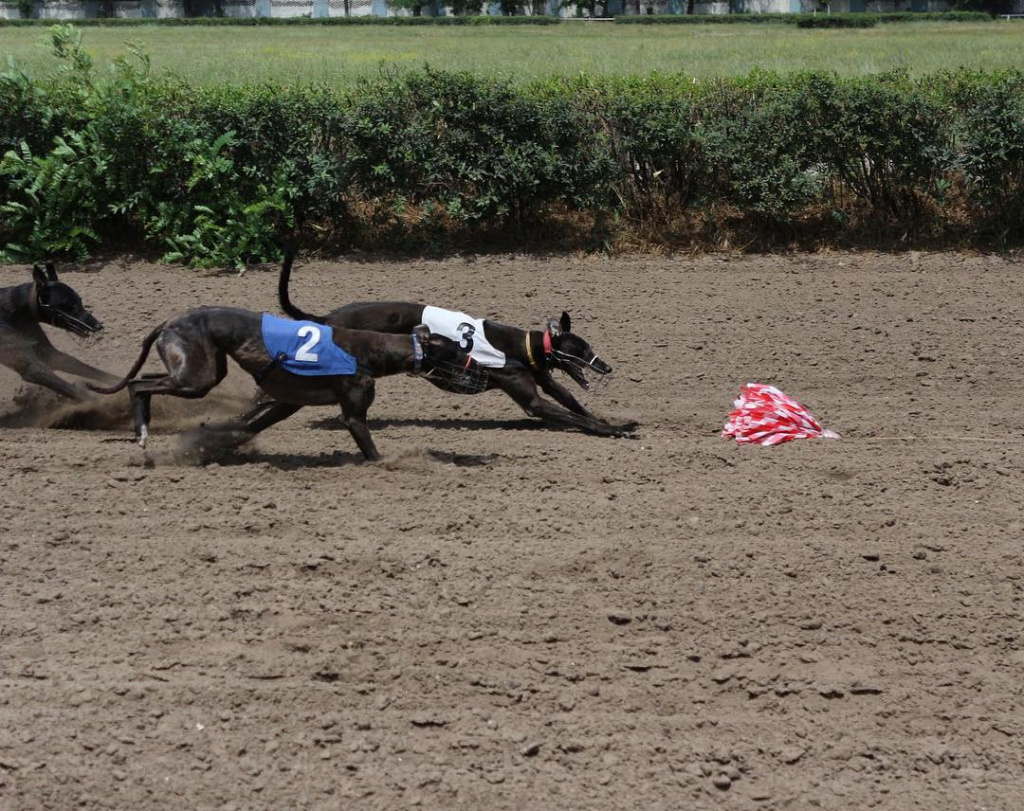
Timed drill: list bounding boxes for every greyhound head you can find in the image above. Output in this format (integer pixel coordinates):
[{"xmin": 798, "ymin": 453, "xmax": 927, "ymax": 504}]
[
  {"xmin": 547, "ymin": 311, "xmax": 611, "ymax": 391},
  {"xmin": 32, "ymin": 263, "xmax": 103, "ymax": 337},
  {"xmin": 412, "ymin": 325, "xmax": 488, "ymax": 394}
]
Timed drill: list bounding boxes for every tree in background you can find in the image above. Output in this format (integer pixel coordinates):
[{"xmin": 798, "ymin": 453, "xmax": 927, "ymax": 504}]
[
  {"xmin": 949, "ymin": 0, "xmax": 1013, "ymax": 12},
  {"xmin": 387, "ymin": 0, "xmax": 484, "ymax": 13},
  {"xmin": 182, "ymin": 0, "xmax": 226, "ymax": 16},
  {"xmin": 561, "ymin": 0, "xmax": 603, "ymax": 15},
  {"xmin": 387, "ymin": 0, "xmax": 430, "ymax": 14},
  {"xmin": 516, "ymin": 0, "xmax": 554, "ymax": 13}
]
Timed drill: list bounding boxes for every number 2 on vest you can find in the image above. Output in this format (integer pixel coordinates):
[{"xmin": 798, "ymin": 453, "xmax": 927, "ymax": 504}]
[{"xmin": 295, "ymin": 325, "xmax": 321, "ymax": 363}]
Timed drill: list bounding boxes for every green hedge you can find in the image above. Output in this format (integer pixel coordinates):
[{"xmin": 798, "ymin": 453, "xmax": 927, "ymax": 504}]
[
  {"xmin": 798, "ymin": 11, "xmax": 991, "ymax": 27},
  {"xmin": 3, "ymin": 26, "xmax": 1024, "ymax": 265},
  {"xmin": 872, "ymin": 11, "xmax": 993, "ymax": 22},
  {"xmin": 0, "ymin": 10, "xmax": 993, "ymax": 27},
  {"xmin": 616, "ymin": 13, "xmax": 798, "ymax": 24},
  {"xmin": 0, "ymin": 14, "xmax": 561, "ymax": 27},
  {"xmin": 616, "ymin": 11, "xmax": 992, "ymax": 26},
  {"xmin": 795, "ymin": 14, "xmax": 877, "ymax": 28}
]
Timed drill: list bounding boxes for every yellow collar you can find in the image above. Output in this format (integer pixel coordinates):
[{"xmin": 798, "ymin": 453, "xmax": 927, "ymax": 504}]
[{"xmin": 525, "ymin": 331, "xmax": 540, "ymax": 370}]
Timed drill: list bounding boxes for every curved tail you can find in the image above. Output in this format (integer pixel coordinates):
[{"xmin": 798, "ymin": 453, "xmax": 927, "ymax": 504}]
[
  {"xmin": 278, "ymin": 247, "xmax": 325, "ymax": 325},
  {"xmin": 87, "ymin": 321, "xmax": 167, "ymax": 394}
]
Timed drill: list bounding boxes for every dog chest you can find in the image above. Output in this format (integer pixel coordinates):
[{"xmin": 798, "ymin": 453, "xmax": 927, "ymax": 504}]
[
  {"xmin": 261, "ymin": 314, "xmax": 358, "ymax": 377},
  {"xmin": 421, "ymin": 306, "xmax": 506, "ymax": 368}
]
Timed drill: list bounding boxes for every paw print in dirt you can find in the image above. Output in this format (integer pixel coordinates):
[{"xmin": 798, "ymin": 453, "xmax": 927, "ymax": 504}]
[
  {"xmin": 703, "ymin": 755, "xmax": 747, "ymax": 792},
  {"xmin": 929, "ymin": 458, "xmax": 978, "ymax": 488}
]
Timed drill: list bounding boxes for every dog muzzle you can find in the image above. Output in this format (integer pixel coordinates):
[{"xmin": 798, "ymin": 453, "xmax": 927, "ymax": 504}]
[
  {"xmin": 40, "ymin": 304, "xmax": 103, "ymax": 338},
  {"xmin": 553, "ymin": 349, "xmax": 611, "ymax": 392},
  {"xmin": 425, "ymin": 358, "xmax": 490, "ymax": 395}
]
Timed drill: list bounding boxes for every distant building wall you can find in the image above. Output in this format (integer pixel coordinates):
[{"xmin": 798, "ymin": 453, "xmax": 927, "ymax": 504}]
[
  {"xmin": 0, "ymin": 0, "xmax": 185, "ymax": 17},
  {"xmin": 692, "ymin": 2, "xmax": 730, "ymax": 14}
]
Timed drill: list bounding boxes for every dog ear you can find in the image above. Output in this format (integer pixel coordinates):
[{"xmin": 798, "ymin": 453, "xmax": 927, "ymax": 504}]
[
  {"xmin": 412, "ymin": 324, "xmax": 431, "ymax": 343},
  {"xmin": 45, "ymin": 262, "xmax": 58, "ymax": 283},
  {"xmin": 560, "ymin": 311, "xmax": 572, "ymax": 334},
  {"xmin": 32, "ymin": 263, "xmax": 48, "ymax": 288},
  {"xmin": 547, "ymin": 317, "xmax": 562, "ymax": 337}
]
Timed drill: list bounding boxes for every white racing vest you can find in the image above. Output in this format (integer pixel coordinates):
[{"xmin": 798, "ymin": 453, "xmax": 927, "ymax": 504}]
[{"xmin": 421, "ymin": 306, "xmax": 506, "ymax": 369}]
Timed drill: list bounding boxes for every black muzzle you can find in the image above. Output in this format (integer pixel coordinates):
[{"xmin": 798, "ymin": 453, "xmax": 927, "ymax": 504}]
[
  {"xmin": 425, "ymin": 359, "xmax": 489, "ymax": 395},
  {"xmin": 41, "ymin": 304, "xmax": 103, "ymax": 337},
  {"xmin": 554, "ymin": 349, "xmax": 611, "ymax": 392}
]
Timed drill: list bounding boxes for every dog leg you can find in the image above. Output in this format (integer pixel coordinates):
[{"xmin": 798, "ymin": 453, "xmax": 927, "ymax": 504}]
[
  {"xmin": 43, "ymin": 348, "xmax": 119, "ymax": 385},
  {"xmin": 338, "ymin": 380, "xmax": 380, "ymax": 461},
  {"xmin": 537, "ymin": 371, "xmax": 596, "ymax": 418},
  {"xmin": 24, "ymin": 365, "xmax": 92, "ymax": 402},
  {"xmin": 128, "ymin": 373, "xmax": 166, "ymax": 447},
  {"xmin": 132, "ymin": 391, "xmax": 152, "ymax": 447},
  {"xmin": 191, "ymin": 401, "xmax": 303, "ymax": 458},
  {"xmin": 239, "ymin": 401, "xmax": 303, "ymax": 441},
  {"xmin": 124, "ymin": 351, "xmax": 224, "ymax": 448},
  {"xmin": 502, "ymin": 376, "xmax": 636, "ymax": 437},
  {"xmin": 0, "ymin": 331, "xmax": 92, "ymax": 400},
  {"xmin": 10, "ymin": 359, "xmax": 92, "ymax": 402},
  {"xmin": 198, "ymin": 396, "xmax": 280, "ymax": 440},
  {"xmin": 228, "ymin": 397, "xmax": 281, "ymax": 427}
]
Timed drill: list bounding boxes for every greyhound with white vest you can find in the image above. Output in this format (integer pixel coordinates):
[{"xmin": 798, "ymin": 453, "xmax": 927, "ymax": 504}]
[{"xmin": 278, "ymin": 253, "xmax": 637, "ymax": 438}]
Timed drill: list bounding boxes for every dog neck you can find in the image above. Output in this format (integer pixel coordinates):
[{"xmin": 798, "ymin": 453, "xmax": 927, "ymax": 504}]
[
  {"xmin": 28, "ymin": 282, "xmax": 42, "ymax": 323},
  {"xmin": 3, "ymin": 283, "xmax": 41, "ymax": 327},
  {"xmin": 525, "ymin": 329, "xmax": 553, "ymax": 371},
  {"xmin": 410, "ymin": 333, "xmax": 424, "ymax": 375},
  {"xmin": 371, "ymin": 334, "xmax": 422, "ymax": 378}
]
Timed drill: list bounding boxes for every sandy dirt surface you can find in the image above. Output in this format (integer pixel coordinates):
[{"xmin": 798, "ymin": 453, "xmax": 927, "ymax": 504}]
[{"xmin": 1, "ymin": 252, "xmax": 1023, "ymax": 811}]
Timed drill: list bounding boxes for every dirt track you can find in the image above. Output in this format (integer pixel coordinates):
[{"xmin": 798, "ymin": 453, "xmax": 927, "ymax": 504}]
[{"xmin": 1, "ymin": 252, "xmax": 1023, "ymax": 811}]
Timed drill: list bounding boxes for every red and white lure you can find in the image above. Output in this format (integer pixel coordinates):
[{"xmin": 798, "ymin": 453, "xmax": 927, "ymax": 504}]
[{"xmin": 722, "ymin": 383, "xmax": 840, "ymax": 446}]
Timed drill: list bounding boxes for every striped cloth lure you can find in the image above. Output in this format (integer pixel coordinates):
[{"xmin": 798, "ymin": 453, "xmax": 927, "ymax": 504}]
[{"xmin": 722, "ymin": 383, "xmax": 840, "ymax": 446}]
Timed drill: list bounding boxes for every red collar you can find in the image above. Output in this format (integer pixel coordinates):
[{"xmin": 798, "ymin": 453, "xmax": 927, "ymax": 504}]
[{"xmin": 526, "ymin": 329, "xmax": 553, "ymax": 371}]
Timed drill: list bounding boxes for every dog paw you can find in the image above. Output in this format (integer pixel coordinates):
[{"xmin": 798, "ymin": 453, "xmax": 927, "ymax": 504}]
[{"xmin": 613, "ymin": 420, "xmax": 639, "ymax": 435}]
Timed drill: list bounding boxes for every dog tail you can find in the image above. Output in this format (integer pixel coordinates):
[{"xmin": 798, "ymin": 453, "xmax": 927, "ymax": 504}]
[
  {"xmin": 87, "ymin": 321, "xmax": 167, "ymax": 394},
  {"xmin": 278, "ymin": 247, "xmax": 325, "ymax": 325}
]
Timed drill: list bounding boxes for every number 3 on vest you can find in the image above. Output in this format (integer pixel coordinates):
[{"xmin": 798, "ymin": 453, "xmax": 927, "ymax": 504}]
[{"xmin": 457, "ymin": 322, "xmax": 476, "ymax": 352}]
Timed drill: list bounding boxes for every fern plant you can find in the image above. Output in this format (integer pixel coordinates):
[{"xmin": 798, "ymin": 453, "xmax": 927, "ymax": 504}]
[
  {"xmin": 0, "ymin": 130, "xmax": 107, "ymax": 261},
  {"xmin": 146, "ymin": 131, "xmax": 294, "ymax": 268}
]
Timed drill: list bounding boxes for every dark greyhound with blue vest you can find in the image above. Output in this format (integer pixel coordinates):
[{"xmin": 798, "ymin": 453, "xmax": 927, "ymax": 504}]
[
  {"xmin": 89, "ymin": 306, "xmax": 482, "ymax": 461},
  {"xmin": 278, "ymin": 254, "xmax": 637, "ymax": 438},
  {"xmin": 0, "ymin": 262, "xmax": 117, "ymax": 401}
]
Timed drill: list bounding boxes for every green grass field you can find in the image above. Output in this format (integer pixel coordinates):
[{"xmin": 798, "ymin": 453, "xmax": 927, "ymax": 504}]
[{"xmin": 2, "ymin": 21, "xmax": 1024, "ymax": 86}]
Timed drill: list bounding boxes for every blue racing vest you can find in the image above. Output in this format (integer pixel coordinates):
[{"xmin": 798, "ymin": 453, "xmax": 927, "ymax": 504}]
[{"xmin": 261, "ymin": 313, "xmax": 358, "ymax": 377}]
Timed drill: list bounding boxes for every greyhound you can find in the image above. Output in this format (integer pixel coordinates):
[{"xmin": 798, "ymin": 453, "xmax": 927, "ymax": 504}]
[
  {"xmin": 0, "ymin": 262, "xmax": 116, "ymax": 401},
  {"xmin": 278, "ymin": 256, "xmax": 637, "ymax": 438},
  {"xmin": 89, "ymin": 306, "xmax": 481, "ymax": 461}
]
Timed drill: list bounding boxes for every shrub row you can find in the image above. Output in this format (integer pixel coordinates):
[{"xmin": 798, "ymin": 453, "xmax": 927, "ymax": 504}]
[
  {"xmin": 0, "ymin": 10, "xmax": 995, "ymax": 27},
  {"xmin": 2, "ymin": 27, "xmax": 1024, "ymax": 265},
  {"xmin": 0, "ymin": 13, "xmax": 561, "ymax": 26},
  {"xmin": 617, "ymin": 13, "xmax": 806, "ymax": 25},
  {"xmin": 799, "ymin": 11, "xmax": 991, "ymax": 26},
  {"xmin": 616, "ymin": 11, "xmax": 992, "ymax": 25}
]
